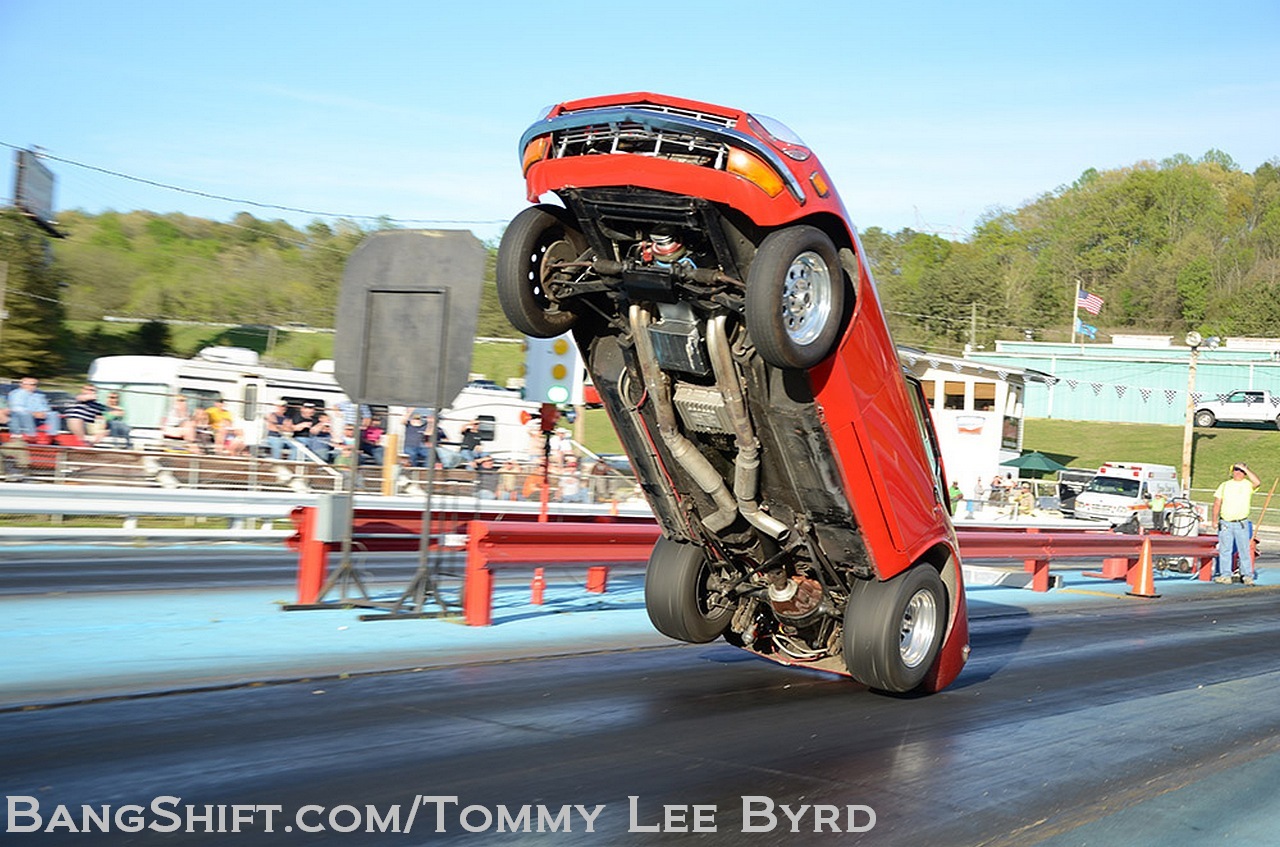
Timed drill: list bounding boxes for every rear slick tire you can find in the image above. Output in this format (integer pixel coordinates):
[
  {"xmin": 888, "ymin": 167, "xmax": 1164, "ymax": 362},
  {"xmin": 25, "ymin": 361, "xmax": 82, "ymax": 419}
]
[
  {"xmin": 644, "ymin": 537, "xmax": 732, "ymax": 643},
  {"xmin": 496, "ymin": 204, "xmax": 585, "ymax": 338},
  {"xmin": 843, "ymin": 566, "xmax": 947, "ymax": 693}
]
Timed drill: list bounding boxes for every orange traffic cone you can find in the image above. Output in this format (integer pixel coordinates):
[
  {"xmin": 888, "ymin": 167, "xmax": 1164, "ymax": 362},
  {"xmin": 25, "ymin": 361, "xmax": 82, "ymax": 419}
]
[
  {"xmin": 531, "ymin": 567, "xmax": 546, "ymax": 605},
  {"xmin": 1127, "ymin": 536, "xmax": 1160, "ymax": 598}
]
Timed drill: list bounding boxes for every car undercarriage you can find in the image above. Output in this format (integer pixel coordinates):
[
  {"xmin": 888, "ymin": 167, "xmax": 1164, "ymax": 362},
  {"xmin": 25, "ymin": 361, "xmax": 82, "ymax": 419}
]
[{"xmin": 500, "ymin": 93, "xmax": 968, "ymax": 694}]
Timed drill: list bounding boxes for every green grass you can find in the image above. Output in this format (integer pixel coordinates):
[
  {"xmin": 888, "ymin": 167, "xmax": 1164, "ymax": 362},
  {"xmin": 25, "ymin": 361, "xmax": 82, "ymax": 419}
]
[
  {"xmin": 580, "ymin": 408, "xmax": 624, "ymax": 455},
  {"xmin": 1024, "ymin": 418, "xmax": 1280, "ymax": 497}
]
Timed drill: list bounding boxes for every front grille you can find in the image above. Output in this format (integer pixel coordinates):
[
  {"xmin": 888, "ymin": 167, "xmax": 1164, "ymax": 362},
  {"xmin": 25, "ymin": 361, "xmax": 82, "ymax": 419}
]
[
  {"xmin": 553, "ymin": 121, "xmax": 729, "ymax": 169},
  {"xmin": 522, "ymin": 101, "xmax": 804, "ymax": 205}
]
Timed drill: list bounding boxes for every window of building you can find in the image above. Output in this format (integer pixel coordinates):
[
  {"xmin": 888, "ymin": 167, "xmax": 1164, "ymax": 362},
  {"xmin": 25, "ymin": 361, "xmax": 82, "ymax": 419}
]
[
  {"xmin": 920, "ymin": 380, "xmax": 936, "ymax": 409},
  {"xmin": 943, "ymin": 381, "xmax": 967, "ymax": 410},
  {"xmin": 1004, "ymin": 383, "xmax": 1024, "ymax": 417},
  {"xmin": 974, "ymin": 382, "xmax": 996, "ymax": 412}
]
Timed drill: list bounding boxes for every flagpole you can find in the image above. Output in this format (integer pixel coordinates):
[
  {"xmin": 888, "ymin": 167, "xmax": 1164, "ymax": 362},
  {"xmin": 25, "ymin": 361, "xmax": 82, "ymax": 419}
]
[{"xmin": 1071, "ymin": 279, "xmax": 1081, "ymax": 344}]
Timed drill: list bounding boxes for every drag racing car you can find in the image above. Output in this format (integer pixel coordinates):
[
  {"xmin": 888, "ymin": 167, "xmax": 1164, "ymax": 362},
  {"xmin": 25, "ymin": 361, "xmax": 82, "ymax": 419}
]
[{"xmin": 497, "ymin": 92, "xmax": 969, "ymax": 693}]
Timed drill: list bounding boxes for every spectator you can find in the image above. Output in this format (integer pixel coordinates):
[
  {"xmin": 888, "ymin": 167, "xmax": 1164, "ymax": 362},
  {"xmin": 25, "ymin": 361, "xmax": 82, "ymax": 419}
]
[
  {"xmin": 458, "ymin": 419, "xmax": 484, "ymax": 466},
  {"xmin": 160, "ymin": 396, "xmax": 196, "ymax": 446},
  {"xmin": 309, "ymin": 412, "xmax": 334, "ymax": 462},
  {"xmin": 64, "ymin": 384, "xmax": 108, "ymax": 446},
  {"xmin": 103, "ymin": 392, "xmax": 133, "ymax": 449},
  {"xmin": 263, "ymin": 401, "xmax": 292, "ymax": 459},
  {"xmin": 403, "ymin": 412, "xmax": 431, "ymax": 468},
  {"xmin": 191, "ymin": 407, "xmax": 216, "ymax": 452},
  {"xmin": 1010, "ymin": 482, "xmax": 1035, "ymax": 520},
  {"xmin": 425, "ymin": 413, "xmax": 460, "ymax": 469},
  {"xmin": 474, "ymin": 453, "xmax": 498, "ymax": 499},
  {"xmin": 290, "ymin": 403, "xmax": 319, "ymax": 460},
  {"xmin": 204, "ymin": 398, "xmax": 244, "ymax": 454},
  {"xmin": 497, "ymin": 459, "xmax": 522, "ymax": 500},
  {"xmin": 587, "ymin": 459, "xmax": 612, "ymax": 503},
  {"xmin": 558, "ymin": 455, "xmax": 588, "ymax": 503},
  {"xmin": 336, "ymin": 399, "xmax": 372, "ymax": 432},
  {"xmin": 6, "ymin": 377, "xmax": 62, "ymax": 438},
  {"xmin": 989, "ymin": 474, "xmax": 1008, "ymax": 507},
  {"xmin": 521, "ymin": 466, "xmax": 546, "ymax": 501},
  {"xmin": 549, "ymin": 427, "xmax": 572, "ymax": 459},
  {"xmin": 360, "ymin": 420, "xmax": 385, "ymax": 465},
  {"xmin": 334, "ymin": 440, "xmax": 356, "ymax": 472},
  {"xmin": 1211, "ymin": 462, "xmax": 1261, "ymax": 585},
  {"xmin": 948, "ymin": 480, "xmax": 963, "ymax": 516}
]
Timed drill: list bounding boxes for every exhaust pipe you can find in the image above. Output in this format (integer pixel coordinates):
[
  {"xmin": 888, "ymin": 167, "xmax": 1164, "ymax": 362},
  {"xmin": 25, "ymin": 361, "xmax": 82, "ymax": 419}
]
[
  {"xmin": 630, "ymin": 304, "xmax": 739, "ymax": 533},
  {"xmin": 707, "ymin": 316, "xmax": 790, "ymax": 541}
]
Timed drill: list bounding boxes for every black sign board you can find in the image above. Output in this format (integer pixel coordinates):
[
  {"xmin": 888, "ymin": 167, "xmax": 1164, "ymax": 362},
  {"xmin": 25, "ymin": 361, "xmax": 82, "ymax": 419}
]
[{"xmin": 333, "ymin": 230, "xmax": 485, "ymax": 408}]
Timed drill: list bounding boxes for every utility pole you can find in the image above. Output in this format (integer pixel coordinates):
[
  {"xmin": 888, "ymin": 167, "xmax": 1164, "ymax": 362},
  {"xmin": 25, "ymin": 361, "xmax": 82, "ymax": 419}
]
[
  {"xmin": 969, "ymin": 302, "xmax": 977, "ymax": 349},
  {"xmin": 1180, "ymin": 332, "xmax": 1203, "ymax": 492},
  {"xmin": 0, "ymin": 260, "xmax": 8, "ymax": 358},
  {"xmin": 1070, "ymin": 278, "xmax": 1081, "ymax": 345}
]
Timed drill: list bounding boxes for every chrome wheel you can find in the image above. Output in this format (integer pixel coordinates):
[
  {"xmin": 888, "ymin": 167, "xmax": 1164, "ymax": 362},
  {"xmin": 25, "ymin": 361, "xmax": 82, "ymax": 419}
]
[
  {"xmin": 781, "ymin": 250, "xmax": 834, "ymax": 347},
  {"xmin": 745, "ymin": 226, "xmax": 846, "ymax": 369},
  {"xmin": 899, "ymin": 588, "xmax": 939, "ymax": 668}
]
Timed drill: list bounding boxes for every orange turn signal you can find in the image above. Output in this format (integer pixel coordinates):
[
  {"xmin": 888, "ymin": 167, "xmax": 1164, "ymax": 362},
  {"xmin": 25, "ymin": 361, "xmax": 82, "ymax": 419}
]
[
  {"xmin": 810, "ymin": 171, "xmax": 830, "ymax": 197},
  {"xmin": 726, "ymin": 147, "xmax": 785, "ymax": 198},
  {"xmin": 522, "ymin": 135, "xmax": 551, "ymax": 174}
]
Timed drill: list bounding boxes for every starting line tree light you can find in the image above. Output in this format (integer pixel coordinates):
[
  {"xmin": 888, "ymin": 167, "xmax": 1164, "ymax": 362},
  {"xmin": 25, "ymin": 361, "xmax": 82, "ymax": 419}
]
[{"xmin": 523, "ymin": 332, "xmax": 584, "ymax": 406}]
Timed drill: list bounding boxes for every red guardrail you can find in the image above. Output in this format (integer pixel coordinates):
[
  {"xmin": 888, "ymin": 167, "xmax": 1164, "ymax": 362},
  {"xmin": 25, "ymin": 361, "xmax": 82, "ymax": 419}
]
[
  {"xmin": 287, "ymin": 505, "xmax": 653, "ymax": 605},
  {"xmin": 288, "ymin": 507, "xmax": 1223, "ymax": 607},
  {"xmin": 463, "ymin": 520, "xmax": 661, "ymax": 625},
  {"xmin": 954, "ymin": 528, "xmax": 1219, "ymax": 591}
]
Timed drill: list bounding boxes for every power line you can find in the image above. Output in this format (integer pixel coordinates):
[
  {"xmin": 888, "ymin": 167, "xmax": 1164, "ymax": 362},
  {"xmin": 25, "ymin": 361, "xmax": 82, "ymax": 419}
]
[{"xmin": 0, "ymin": 141, "xmax": 510, "ymax": 228}]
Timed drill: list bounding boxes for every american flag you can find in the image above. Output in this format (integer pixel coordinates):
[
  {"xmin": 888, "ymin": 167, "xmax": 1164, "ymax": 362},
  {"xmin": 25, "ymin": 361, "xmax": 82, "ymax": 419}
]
[{"xmin": 1077, "ymin": 289, "xmax": 1104, "ymax": 315}]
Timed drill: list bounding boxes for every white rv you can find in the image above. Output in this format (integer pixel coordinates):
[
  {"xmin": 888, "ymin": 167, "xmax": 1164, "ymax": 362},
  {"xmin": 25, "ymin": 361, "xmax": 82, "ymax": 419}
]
[
  {"xmin": 86, "ymin": 348, "xmax": 538, "ymax": 458},
  {"xmin": 1073, "ymin": 461, "xmax": 1181, "ymax": 525}
]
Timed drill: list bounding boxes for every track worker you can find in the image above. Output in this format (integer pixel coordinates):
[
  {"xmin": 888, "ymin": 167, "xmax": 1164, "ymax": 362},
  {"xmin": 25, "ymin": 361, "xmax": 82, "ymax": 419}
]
[
  {"xmin": 1211, "ymin": 462, "xmax": 1260, "ymax": 585},
  {"xmin": 1149, "ymin": 490, "xmax": 1167, "ymax": 532}
]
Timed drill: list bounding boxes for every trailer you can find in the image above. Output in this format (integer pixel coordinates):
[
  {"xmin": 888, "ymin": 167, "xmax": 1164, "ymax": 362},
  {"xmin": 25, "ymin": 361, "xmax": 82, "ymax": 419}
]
[{"xmin": 87, "ymin": 348, "xmax": 538, "ymax": 458}]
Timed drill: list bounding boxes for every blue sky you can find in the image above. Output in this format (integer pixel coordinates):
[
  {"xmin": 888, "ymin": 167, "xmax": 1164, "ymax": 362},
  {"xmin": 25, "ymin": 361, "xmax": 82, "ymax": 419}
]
[{"xmin": 2, "ymin": 0, "xmax": 1277, "ymax": 243}]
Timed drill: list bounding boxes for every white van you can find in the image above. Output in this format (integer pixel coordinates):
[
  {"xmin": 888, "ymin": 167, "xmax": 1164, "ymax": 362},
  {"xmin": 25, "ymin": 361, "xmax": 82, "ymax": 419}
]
[{"xmin": 1073, "ymin": 462, "xmax": 1181, "ymax": 525}]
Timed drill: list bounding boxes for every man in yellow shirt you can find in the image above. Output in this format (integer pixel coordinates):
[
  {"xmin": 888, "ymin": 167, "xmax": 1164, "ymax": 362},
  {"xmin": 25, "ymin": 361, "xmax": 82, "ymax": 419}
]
[{"xmin": 1211, "ymin": 462, "xmax": 1261, "ymax": 584}]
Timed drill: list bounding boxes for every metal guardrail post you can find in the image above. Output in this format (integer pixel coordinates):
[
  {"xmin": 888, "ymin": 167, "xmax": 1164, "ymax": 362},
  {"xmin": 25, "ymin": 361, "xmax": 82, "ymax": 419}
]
[
  {"xmin": 292, "ymin": 506, "xmax": 331, "ymax": 605},
  {"xmin": 463, "ymin": 521, "xmax": 495, "ymax": 626}
]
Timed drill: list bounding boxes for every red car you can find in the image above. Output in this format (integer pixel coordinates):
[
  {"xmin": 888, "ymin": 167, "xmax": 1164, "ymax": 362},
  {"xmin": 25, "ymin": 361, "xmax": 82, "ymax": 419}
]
[{"xmin": 498, "ymin": 92, "xmax": 968, "ymax": 693}]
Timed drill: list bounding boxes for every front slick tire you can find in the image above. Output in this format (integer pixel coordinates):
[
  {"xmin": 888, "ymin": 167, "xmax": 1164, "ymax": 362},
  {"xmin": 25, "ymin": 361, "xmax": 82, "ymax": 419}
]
[
  {"xmin": 496, "ymin": 204, "xmax": 585, "ymax": 338},
  {"xmin": 745, "ymin": 225, "xmax": 845, "ymax": 369},
  {"xmin": 843, "ymin": 566, "xmax": 947, "ymax": 694},
  {"xmin": 645, "ymin": 537, "xmax": 732, "ymax": 643}
]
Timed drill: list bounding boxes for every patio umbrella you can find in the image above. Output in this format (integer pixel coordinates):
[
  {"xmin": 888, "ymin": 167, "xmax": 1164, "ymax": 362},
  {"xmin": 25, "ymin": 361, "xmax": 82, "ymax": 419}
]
[{"xmin": 1000, "ymin": 451, "xmax": 1068, "ymax": 476}]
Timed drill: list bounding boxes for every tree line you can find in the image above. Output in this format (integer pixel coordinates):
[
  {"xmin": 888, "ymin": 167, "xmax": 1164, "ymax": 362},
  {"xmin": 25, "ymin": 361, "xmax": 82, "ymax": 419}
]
[
  {"xmin": 864, "ymin": 151, "xmax": 1280, "ymax": 352},
  {"xmin": 1, "ymin": 149, "xmax": 1276, "ymax": 376}
]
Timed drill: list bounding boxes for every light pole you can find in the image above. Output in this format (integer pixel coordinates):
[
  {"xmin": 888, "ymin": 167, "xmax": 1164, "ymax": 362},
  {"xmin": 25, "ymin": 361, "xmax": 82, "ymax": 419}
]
[{"xmin": 1180, "ymin": 332, "xmax": 1202, "ymax": 493}]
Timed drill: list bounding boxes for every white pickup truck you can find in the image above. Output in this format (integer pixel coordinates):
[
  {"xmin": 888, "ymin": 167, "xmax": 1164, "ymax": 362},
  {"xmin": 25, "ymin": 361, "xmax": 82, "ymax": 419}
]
[{"xmin": 1193, "ymin": 389, "xmax": 1280, "ymax": 429}]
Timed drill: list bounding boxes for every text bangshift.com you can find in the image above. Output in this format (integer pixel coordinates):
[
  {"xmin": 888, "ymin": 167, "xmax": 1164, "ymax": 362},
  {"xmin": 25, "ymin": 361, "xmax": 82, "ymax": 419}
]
[{"xmin": 7, "ymin": 795, "xmax": 877, "ymax": 835}]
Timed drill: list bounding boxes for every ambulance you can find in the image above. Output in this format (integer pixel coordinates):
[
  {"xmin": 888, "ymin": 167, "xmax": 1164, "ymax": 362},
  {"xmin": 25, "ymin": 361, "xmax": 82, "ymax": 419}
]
[{"xmin": 1072, "ymin": 462, "xmax": 1181, "ymax": 525}]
